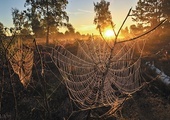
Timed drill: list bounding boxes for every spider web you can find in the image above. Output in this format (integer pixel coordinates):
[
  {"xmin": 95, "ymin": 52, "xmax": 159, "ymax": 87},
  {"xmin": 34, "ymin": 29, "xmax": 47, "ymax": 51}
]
[
  {"xmin": 53, "ymin": 38, "xmax": 146, "ymax": 111},
  {"xmin": 8, "ymin": 43, "xmax": 34, "ymax": 87}
]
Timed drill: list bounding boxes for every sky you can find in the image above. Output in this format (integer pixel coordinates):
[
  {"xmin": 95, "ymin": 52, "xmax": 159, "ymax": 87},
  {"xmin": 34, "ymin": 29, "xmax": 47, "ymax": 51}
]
[{"xmin": 0, "ymin": 0, "xmax": 138, "ymax": 35}]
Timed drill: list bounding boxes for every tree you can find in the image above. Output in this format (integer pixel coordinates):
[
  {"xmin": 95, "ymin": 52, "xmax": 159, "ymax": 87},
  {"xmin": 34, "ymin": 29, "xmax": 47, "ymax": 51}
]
[
  {"xmin": 0, "ymin": 22, "xmax": 5, "ymax": 37},
  {"xmin": 130, "ymin": 24, "xmax": 145, "ymax": 35},
  {"xmin": 132, "ymin": 0, "xmax": 170, "ymax": 28},
  {"xmin": 161, "ymin": 0, "xmax": 170, "ymax": 29},
  {"xmin": 94, "ymin": 0, "xmax": 113, "ymax": 32},
  {"xmin": 67, "ymin": 23, "xmax": 75, "ymax": 34},
  {"xmin": 120, "ymin": 26, "xmax": 129, "ymax": 38},
  {"xmin": 25, "ymin": 7, "xmax": 46, "ymax": 38},
  {"xmin": 25, "ymin": 0, "xmax": 69, "ymax": 45},
  {"xmin": 0, "ymin": 22, "xmax": 5, "ymax": 55},
  {"xmin": 12, "ymin": 8, "xmax": 31, "ymax": 36}
]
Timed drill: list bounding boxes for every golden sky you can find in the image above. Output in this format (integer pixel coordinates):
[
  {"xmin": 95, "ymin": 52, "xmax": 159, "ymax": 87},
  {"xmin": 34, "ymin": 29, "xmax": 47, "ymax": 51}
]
[
  {"xmin": 66, "ymin": 0, "xmax": 138, "ymax": 35},
  {"xmin": 0, "ymin": 0, "xmax": 138, "ymax": 35}
]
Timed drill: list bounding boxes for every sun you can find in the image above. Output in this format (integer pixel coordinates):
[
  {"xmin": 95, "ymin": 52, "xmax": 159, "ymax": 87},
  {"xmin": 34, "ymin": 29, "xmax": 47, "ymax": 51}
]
[{"xmin": 104, "ymin": 29, "xmax": 114, "ymax": 38}]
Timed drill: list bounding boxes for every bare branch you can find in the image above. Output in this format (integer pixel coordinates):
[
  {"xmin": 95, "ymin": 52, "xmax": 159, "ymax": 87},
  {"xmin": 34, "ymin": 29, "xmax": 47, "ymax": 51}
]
[
  {"xmin": 117, "ymin": 19, "xmax": 167, "ymax": 44},
  {"xmin": 111, "ymin": 21, "xmax": 116, "ymax": 37},
  {"xmin": 99, "ymin": 26, "xmax": 112, "ymax": 49},
  {"xmin": 115, "ymin": 8, "xmax": 132, "ymax": 43}
]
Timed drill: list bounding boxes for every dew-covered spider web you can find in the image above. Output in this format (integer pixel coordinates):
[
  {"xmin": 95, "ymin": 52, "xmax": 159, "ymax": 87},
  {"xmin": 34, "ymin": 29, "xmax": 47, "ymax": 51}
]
[
  {"xmin": 53, "ymin": 37, "xmax": 146, "ymax": 113},
  {"xmin": 8, "ymin": 43, "xmax": 34, "ymax": 87}
]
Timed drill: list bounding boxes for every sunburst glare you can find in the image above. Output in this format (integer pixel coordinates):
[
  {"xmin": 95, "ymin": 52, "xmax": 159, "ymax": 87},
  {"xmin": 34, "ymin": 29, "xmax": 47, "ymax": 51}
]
[{"xmin": 104, "ymin": 29, "xmax": 115, "ymax": 38}]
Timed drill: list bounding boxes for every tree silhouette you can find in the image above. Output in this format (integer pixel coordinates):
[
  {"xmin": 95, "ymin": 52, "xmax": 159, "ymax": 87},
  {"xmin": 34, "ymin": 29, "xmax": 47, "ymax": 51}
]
[
  {"xmin": 25, "ymin": 0, "xmax": 69, "ymax": 45},
  {"xmin": 132, "ymin": 0, "xmax": 170, "ymax": 28},
  {"xmin": 94, "ymin": 0, "xmax": 113, "ymax": 32},
  {"xmin": 0, "ymin": 22, "xmax": 5, "ymax": 37},
  {"xmin": 67, "ymin": 23, "xmax": 75, "ymax": 34},
  {"xmin": 161, "ymin": 0, "xmax": 170, "ymax": 29},
  {"xmin": 12, "ymin": 9, "xmax": 31, "ymax": 35}
]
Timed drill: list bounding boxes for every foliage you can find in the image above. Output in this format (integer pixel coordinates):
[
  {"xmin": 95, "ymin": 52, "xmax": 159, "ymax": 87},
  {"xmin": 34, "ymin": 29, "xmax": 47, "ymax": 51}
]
[
  {"xmin": 12, "ymin": 9, "xmax": 31, "ymax": 35},
  {"xmin": 66, "ymin": 23, "xmax": 75, "ymax": 34},
  {"xmin": 0, "ymin": 22, "xmax": 6, "ymax": 38},
  {"xmin": 24, "ymin": 0, "xmax": 69, "ymax": 44},
  {"xmin": 161, "ymin": 0, "xmax": 170, "ymax": 29},
  {"xmin": 129, "ymin": 23, "xmax": 147, "ymax": 35},
  {"xmin": 93, "ymin": 0, "xmax": 113, "ymax": 32},
  {"xmin": 132, "ymin": 0, "xmax": 170, "ymax": 28},
  {"xmin": 0, "ymin": 25, "xmax": 16, "ymax": 62}
]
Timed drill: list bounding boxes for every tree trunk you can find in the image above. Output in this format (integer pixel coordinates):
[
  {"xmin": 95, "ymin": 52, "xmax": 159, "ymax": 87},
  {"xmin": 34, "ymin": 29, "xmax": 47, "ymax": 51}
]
[{"xmin": 46, "ymin": 0, "xmax": 49, "ymax": 45}]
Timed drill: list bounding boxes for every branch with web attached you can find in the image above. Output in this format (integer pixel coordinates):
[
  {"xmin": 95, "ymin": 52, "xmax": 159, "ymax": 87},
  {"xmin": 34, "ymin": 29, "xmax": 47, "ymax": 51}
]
[{"xmin": 99, "ymin": 8, "xmax": 167, "ymax": 46}]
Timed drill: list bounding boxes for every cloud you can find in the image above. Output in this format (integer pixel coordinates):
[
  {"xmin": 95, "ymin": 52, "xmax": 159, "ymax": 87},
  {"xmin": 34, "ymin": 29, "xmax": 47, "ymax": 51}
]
[
  {"xmin": 77, "ymin": 9, "xmax": 93, "ymax": 14},
  {"xmin": 67, "ymin": 11, "xmax": 83, "ymax": 15},
  {"xmin": 67, "ymin": 9, "xmax": 93, "ymax": 15}
]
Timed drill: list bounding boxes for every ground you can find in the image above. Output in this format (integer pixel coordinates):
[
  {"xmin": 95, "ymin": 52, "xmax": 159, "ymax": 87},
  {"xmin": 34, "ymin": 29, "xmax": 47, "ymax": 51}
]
[{"xmin": 1, "ymin": 35, "xmax": 170, "ymax": 120}]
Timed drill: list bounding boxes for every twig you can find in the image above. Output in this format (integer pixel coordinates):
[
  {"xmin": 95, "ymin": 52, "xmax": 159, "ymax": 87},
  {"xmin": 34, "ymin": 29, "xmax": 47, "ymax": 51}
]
[
  {"xmin": 99, "ymin": 26, "xmax": 112, "ymax": 49},
  {"xmin": 117, "ymin": 19, "xmax": 167, "ymax": 44},
  {"xmin": 33, "ymin": 38, "xmax": 44, "ymax": 76},
  {"xmin": 8, "ymin": 63, "xmax": 18, "ymax": 120},
  {"xmin": 115, "ymin": 8, "xmax": 132, "ymax": 43},
  {"xmin": 33, "ymin": 38, "xmax": 51, "ymax": 119},
  {"xmin": 5, "ymin": 30, "xmax": 17, "ymax": 52},
  {"xmin": 0, "ymin": 30, "xmax": 18, "ymax": 119},
  {"xmin": 111, "ymin": 21, "xmax": 116, "ymax": 37}
]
